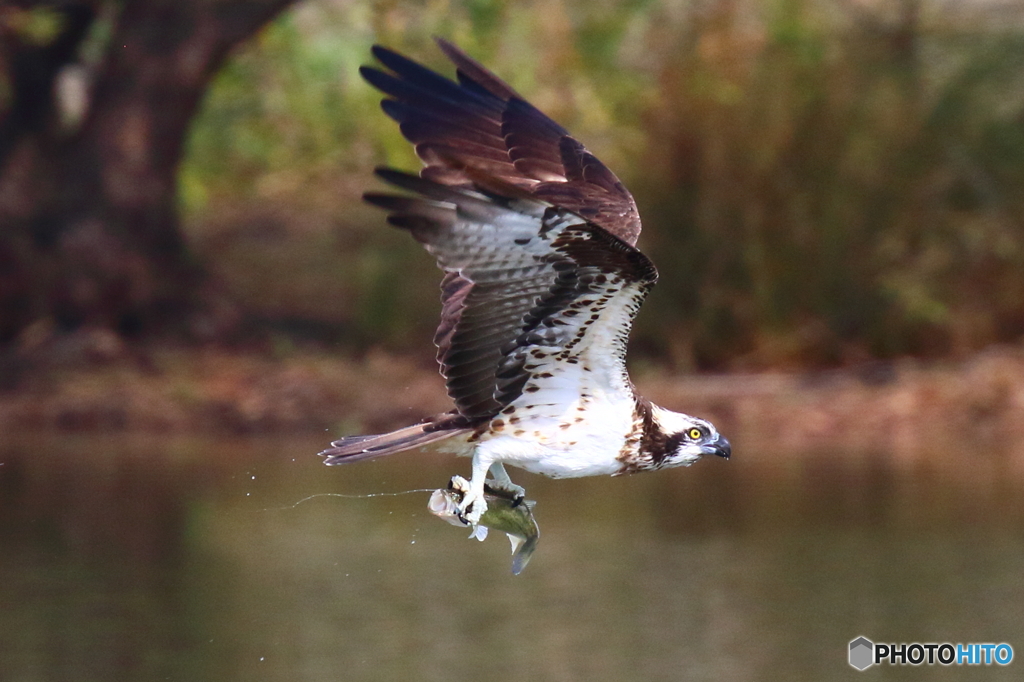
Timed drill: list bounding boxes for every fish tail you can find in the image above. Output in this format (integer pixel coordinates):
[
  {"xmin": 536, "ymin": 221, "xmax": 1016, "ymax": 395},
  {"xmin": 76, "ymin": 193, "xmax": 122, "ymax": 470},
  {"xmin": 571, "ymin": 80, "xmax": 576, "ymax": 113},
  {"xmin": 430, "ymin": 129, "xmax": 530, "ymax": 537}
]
[{"xmin": 511, "ymin": 535, "xmax": 539, "ymax": 575}]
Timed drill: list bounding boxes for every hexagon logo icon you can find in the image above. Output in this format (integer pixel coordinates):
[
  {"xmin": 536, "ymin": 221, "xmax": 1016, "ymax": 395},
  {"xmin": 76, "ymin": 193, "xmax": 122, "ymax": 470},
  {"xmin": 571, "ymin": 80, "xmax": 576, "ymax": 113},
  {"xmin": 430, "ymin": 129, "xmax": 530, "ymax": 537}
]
[{"xmin": 849, "ymin": 636, "xmax": 874, "ymax": 670}]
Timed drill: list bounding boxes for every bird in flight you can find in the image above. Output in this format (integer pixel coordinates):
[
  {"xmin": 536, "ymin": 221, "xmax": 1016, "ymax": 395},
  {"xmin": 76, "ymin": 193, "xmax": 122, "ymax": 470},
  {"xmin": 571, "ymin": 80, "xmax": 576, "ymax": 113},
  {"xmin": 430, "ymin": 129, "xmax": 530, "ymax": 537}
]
[{"xmin": 321, "ymin": 38, "xmax": 730, "ymax": 527}]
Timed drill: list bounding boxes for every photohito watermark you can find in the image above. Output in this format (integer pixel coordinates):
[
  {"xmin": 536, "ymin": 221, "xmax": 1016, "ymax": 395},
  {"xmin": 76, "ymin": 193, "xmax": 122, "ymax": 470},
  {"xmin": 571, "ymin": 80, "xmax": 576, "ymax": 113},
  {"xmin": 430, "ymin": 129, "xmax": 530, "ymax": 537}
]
[{"xmin": 849, "ymin": 637, "xmax": 1014, "ymax": 670}]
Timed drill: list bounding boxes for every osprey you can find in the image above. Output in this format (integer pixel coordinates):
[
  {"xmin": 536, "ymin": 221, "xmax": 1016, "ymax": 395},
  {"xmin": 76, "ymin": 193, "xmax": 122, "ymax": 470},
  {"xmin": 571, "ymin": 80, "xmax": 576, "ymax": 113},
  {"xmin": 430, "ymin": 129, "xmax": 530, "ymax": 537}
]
[{"xmin": 321, "ymin": 39, "xmax": 730, "ymax": 527}]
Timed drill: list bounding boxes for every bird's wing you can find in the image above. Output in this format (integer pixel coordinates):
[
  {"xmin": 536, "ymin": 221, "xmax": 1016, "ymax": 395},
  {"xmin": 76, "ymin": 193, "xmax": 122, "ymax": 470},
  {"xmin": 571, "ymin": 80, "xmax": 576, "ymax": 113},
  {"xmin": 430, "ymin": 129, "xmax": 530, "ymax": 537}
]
[
  {"xmin": 361, "ymin": 38, "xmax": 643, "ymax": 247},
  {"xmin": 365, "ymin": 169, "xmax": 657, "ymax": 420}
]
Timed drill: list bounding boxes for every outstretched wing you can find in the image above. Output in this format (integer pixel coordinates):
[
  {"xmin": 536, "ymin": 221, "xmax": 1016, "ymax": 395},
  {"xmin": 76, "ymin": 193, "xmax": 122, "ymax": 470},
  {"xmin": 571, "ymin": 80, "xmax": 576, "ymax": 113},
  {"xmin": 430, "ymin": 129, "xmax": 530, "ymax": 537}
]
[
  {"xmin": 366, "ymin": 169, "xmax": 657, "ymax": 420},
  {"xmin": 361, "ymin": 38, "xmax": 643, "ymax": 246}
]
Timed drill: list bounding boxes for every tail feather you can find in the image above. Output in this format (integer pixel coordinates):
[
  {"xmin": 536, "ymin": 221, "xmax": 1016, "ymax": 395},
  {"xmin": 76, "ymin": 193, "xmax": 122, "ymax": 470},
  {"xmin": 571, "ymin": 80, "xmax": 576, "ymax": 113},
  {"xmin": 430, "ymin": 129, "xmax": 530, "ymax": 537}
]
[{"xmin": 320, "ymin": 422, "xmax": 466, "ymax": 465}]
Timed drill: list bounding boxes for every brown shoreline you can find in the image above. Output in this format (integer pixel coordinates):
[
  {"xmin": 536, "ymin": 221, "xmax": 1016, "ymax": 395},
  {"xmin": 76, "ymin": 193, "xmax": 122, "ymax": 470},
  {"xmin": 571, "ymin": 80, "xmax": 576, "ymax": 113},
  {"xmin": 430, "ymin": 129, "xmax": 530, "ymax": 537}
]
[
  {"xmin": 642, "ymin": 346, "xmax": 1024, "ymax": 465},
  {"xmin": 3, "ymin": 336, "xmax": 1024, "ymax": 463}
]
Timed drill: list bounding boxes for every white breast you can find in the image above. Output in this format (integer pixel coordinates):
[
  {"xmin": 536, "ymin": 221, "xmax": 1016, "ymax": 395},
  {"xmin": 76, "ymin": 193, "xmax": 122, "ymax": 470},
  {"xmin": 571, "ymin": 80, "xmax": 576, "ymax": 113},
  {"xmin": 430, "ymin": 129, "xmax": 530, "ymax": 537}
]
[
  {"xmin": 473, "ymin": 351, "xmax": 637, "ymax": 478},
  {"xmin": 438, "ymin": 275, "xmax": 646, "ymax": 479}
]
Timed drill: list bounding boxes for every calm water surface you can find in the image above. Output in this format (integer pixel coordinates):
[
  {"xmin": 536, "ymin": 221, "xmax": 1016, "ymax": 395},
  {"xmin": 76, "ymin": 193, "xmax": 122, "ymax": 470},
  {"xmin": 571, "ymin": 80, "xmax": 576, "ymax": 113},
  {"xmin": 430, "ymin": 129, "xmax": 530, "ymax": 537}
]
[{"xmin": 1, "ymin": 432, "xmax": 1022, "ymax": 681}]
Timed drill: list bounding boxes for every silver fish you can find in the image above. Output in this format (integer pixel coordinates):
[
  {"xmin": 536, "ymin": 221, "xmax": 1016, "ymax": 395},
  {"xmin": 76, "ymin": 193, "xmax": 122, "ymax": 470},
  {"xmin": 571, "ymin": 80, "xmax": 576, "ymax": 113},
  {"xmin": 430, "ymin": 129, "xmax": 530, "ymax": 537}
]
[{"xmin": 428, "ymin": 475, "xmax": 540, "ymax": 575}]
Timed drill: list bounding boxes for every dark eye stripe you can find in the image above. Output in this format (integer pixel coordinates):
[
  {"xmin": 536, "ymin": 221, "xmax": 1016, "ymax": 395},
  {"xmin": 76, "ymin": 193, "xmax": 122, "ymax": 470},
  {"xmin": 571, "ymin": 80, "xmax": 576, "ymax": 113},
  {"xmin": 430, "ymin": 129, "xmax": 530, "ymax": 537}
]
[
  {"xmin": 664, "ymin": 433, "xmax": 686, "ymax": 453},
  {"xmin": 666, "ymin": 427, "xmax": 705, "ymax": 454}
]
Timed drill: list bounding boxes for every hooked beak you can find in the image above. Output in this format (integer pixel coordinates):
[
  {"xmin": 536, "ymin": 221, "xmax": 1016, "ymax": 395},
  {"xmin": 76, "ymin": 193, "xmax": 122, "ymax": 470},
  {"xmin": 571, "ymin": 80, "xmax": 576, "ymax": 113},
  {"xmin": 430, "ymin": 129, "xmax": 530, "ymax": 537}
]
[{"xmin": 701, "ymin": 434, "xmax": 731, "ymax": 460}]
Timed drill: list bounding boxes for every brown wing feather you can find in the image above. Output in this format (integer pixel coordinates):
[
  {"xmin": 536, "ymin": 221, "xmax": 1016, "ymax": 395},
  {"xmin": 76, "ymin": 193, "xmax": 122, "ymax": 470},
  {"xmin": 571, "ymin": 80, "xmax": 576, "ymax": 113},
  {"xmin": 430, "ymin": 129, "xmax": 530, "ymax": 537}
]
[
  {"xmin": 364, "ymin": 168, "xmax": 656, "ymax": 420},
  {"xmin": 361, "ymin": 38, "xmax": 643, "ymax": 246}
]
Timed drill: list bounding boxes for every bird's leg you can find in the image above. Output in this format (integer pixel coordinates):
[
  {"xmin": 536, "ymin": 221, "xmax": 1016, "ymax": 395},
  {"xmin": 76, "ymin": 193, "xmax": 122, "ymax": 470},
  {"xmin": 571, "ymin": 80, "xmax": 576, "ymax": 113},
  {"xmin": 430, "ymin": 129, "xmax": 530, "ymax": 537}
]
[
  {"xmin": 445, "ymin": 475, "xmax": 488, "ymax": 541},
  {"xmin": 486, "ymin": 462, "xmax": 525, "ymax": 504},
  {"xmin": 457, "ymin": 452, "xmax": 492, "ymax": 526}
]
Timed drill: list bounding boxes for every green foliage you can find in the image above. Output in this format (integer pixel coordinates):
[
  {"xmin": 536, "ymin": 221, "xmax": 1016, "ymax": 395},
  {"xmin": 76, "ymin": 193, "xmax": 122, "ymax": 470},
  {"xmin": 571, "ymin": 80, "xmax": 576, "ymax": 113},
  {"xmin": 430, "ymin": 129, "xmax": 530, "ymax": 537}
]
[
  {"xmin": 180, "ymin": 0, "xmax": 1024, "ymax": 369},
  {"xmin": 3, "ymin": 5, "xmax": 66, "ymax": 46}
]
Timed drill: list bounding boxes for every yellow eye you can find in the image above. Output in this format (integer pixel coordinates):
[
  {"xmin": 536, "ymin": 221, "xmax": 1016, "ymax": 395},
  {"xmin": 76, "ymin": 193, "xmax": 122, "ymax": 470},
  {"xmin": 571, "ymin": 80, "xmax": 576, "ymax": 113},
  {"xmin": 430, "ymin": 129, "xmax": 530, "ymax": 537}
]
[{"xmin": 688, "ymin": 428, "xmax": 703, "ymax": 440}]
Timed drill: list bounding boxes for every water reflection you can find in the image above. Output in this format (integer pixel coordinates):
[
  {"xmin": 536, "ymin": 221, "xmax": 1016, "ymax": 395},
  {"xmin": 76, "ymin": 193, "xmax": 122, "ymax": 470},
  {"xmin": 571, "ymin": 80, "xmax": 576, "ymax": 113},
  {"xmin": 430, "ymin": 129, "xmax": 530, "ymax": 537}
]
[{"xmin": 1, "ymin": 433, "xmax": 1022, "ymax": 681}]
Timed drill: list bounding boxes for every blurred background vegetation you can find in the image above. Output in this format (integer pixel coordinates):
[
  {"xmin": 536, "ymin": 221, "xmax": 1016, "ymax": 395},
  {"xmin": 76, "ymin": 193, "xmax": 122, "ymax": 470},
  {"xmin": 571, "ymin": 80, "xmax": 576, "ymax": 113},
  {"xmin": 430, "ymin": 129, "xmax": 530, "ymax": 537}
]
[
  {"xmin": 180, "ymin": 0, "xmax": 1024, "ymax": 371},
  {"xmin": 5, "ymin": 0, "xmax": 1023, "ymax": 372}
]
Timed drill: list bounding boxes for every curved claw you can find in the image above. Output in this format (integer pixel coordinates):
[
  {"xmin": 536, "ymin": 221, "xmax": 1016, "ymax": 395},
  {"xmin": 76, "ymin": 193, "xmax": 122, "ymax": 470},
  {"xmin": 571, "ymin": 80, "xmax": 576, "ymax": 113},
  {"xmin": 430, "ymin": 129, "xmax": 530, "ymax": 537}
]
[
  {"xmin": 483, "ymin": 481, "xmax": 526, "ymax": 506},
  {"xmin": 457, "ymin": 492, "xmax": 487, "ymax": 526}
]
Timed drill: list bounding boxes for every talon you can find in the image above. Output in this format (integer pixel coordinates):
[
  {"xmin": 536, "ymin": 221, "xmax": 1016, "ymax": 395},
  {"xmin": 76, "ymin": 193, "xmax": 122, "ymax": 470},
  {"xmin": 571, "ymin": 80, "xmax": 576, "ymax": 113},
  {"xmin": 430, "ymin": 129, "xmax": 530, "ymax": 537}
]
[
  {"xmin": 448, "ymin": 475, "xmax": 470, "ymax": 494},
  {"xmin": 483, "ymin": 480, "xmax": 526, "ymax": 505},
  {"xmin": 457, "ymin": 494, "xmax": 486, "ymax": 526}
]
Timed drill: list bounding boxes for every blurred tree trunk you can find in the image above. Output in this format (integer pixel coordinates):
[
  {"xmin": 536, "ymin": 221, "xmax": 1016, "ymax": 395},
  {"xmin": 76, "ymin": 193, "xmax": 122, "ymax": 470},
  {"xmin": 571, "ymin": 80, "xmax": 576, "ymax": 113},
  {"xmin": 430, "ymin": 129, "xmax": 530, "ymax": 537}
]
[{"xmin": 0, "ymin": 0, "xmax": 297, "ymax": 344}]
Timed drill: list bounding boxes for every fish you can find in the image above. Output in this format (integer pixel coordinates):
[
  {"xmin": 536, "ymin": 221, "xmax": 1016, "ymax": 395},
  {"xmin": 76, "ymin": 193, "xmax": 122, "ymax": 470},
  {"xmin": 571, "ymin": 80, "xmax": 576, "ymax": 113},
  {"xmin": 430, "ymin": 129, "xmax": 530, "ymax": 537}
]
[{"xmin": 428, "ymin": 475, "xmax": 540, "ymax": 575}]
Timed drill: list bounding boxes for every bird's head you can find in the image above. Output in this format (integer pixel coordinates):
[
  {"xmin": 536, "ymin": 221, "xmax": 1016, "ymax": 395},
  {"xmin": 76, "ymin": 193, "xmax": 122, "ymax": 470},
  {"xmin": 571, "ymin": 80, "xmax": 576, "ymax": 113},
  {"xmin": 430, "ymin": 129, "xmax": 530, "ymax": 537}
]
[{"xmin": 651, "ymin": 406, "xmax": 731, "ymax": 467}]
